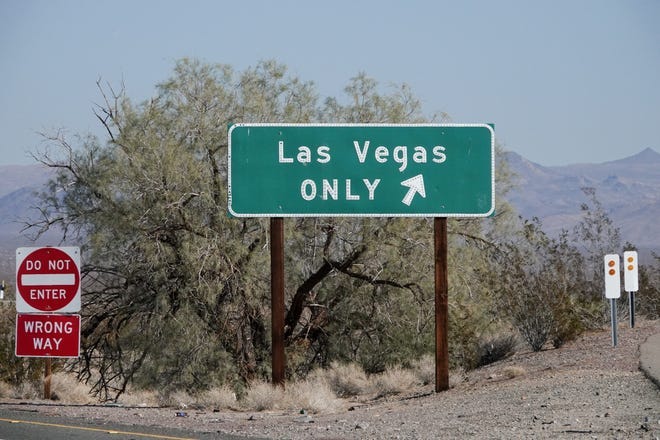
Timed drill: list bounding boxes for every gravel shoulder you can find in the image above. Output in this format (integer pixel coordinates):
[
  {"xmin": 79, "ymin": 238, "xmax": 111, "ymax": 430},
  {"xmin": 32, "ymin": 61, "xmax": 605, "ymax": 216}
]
[{"xmin": 2, "ymin": 319, "xmax": 659, "ymax": 439}]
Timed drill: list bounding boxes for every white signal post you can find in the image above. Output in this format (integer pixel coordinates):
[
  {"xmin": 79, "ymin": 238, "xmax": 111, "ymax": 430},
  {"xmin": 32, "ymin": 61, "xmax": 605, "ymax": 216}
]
[
  {"xmin": 623, "ymin": 251, "xmax": 639, "ymax": 292},
  {"xmin": 623, "ymin": 251, "xmax": 639, "ymax": 328},
  {"xmin": 604, "ymin": 254, "xmax": 620, "ymax": 347},
  {"xmin": 604, "ymin": 254, "xmax": 620, "ymax": 299}
]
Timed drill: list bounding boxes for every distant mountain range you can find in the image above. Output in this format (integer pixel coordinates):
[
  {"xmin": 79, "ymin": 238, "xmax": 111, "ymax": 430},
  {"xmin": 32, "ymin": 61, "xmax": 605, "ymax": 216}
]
[
  {"xmin": 0, "ymin": 164, "xmax": 55, "ymax": 245},
  {"xmin": 0, "ymin": 148, "xmax": 658, "ymax": 280},
  {"xmin": 504, "ymin": 147, "xmax": 660, "ymax": 255}
]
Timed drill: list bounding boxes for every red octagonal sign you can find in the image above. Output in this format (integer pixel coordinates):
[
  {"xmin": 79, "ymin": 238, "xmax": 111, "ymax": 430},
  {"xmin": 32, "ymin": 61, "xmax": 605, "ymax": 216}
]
[{"xmin": 16, "ymin": 247, "xmax": 81, "ymax": 313}]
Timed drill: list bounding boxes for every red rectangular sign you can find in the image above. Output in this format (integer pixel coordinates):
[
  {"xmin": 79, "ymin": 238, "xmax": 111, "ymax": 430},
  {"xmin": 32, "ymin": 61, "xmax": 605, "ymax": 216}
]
[{"xmin": 15, "ymin": 314, "xmax": 81, "ymax": 358}]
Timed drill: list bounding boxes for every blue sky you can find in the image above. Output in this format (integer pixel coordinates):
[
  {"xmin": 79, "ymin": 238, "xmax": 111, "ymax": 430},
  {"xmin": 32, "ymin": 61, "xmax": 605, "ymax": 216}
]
[{"xmin": 1, "ymin": 0, "xmax": 658, "ymax": 166}]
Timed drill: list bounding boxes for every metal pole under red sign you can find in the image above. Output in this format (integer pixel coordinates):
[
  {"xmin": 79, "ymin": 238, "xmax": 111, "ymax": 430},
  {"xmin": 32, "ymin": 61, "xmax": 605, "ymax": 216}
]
[{"xmin": 44, "ymin": 357, "xmax": 52, "ymax": 399}]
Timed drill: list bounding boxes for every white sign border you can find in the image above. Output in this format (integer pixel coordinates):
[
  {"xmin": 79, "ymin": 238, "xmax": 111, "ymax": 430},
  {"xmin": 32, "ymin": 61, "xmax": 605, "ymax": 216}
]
[{"xmin": 227, "ymin": 123, "xmax": 496, "ymax": 218}]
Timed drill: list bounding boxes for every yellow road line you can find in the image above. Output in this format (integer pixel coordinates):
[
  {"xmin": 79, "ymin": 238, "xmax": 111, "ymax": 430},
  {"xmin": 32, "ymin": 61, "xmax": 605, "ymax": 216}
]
[{"xmin": 0, "ymin": 417, "xmax": 197, "ymax": 440}]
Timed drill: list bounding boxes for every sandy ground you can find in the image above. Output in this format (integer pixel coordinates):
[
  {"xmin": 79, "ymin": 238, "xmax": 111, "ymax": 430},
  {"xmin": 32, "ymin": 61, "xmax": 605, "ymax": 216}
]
[{"xmin": 2, "ymin": 319, "xmax": 659, "ymax": 439}]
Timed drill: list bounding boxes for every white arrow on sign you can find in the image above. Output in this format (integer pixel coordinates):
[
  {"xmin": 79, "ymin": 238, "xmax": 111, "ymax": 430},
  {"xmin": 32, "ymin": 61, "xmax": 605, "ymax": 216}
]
[{"xmin": 401, "ymin": 174, "xmax": 426, "ymax": 206}]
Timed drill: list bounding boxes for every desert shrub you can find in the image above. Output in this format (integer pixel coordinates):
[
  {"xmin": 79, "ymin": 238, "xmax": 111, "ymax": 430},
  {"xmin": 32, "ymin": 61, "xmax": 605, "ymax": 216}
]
[
  {"xmin": 0, "ymin": 303, "xmax": 42, "ymax": 385},
  {"xmin": 550, "ymin": 293, "xmax": 587, "ymax": 348},
  {"xmin": 637, "ymin": 254, "xmax": 660, "ymax": 319},
  {"xmin": 476, "ymin": 333, "xmax": 518, "ymax": 367},
  {"xmin": 514, "ymin": 301, "xmax": 553, "ymax": 351},
  {"xmin": 490, "ymin": 221, "xmax": 591, "ymax": 352},
  {"xmin": 447, "ymin": 282, "xmax": 500, "ymax": 369}
]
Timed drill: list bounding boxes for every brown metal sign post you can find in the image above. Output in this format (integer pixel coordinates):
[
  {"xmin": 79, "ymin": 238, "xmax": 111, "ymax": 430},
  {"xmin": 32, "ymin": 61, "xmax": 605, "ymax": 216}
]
[
  {"xmin": 270, "ymin": 217, "xmax": 285, "ymax": 387},
  {"xmin": 434, "ymin": 218, "xmax": 449, "ymax": 392}
]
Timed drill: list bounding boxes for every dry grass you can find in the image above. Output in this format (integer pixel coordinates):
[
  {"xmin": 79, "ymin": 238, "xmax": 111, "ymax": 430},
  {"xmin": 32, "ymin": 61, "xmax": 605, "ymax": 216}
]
[
  {"xmin": 158, "ymin": 390, "xmax": 197, "ymax": 408},
  {"xmin": 240, "ymin": 377, "xmax": 342, "ymax": 413},
  {"xmin": 196, "ymin": 385, "xmax": 238, "ymax": 410},
  {"xmin": 368, "ymin": 366, "xmax": 419, "ymax": 398},
  {"xmin": 117, "ymin": 389, "xmax": 160, "ymax": 407},
  {"xmin": 0, "ymin": 381, "xmax": 13, "ymax": 398},
  {"xmin": 319, "ymin": 362, "xmax": 369, "ymax": 397},
  {"xmin": 6, "ymin": 381, "xmax": 40, "ymax": 400},
  {"xmin": 408, "ymin": 356, "xmax": 467, "ymax": 389},
  {"xmin": 502, "ymin": 365, "xmax": 527, "ymax": 379},
  {"xmin": 0, "ymin": 373, "xmax": 93, "ymax": 403},
  {"xmin": 281, "ymin": 376, "xmax": 343, "ymax": 413},
  {"xmin": 0, "ymin": 359, "xmax": 492, "ymax": 412},
  {"xmin": 242, "ymin": 381, "xmax": 285, "ymax": 411},
  {"xmin": 50, "ymin": 372, "xmax": 94, "ymax": 404},
  {"xmin": 449, "ymin": 368, "xmax": 468, "ymax": 388},
  {"xmin": 410, "ymin": 355, "xmax": 435, "ymax": 385}
]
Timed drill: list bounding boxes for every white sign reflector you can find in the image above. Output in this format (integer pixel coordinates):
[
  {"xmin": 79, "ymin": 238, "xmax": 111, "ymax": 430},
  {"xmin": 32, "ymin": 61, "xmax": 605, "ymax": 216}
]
[
  {"xmin": 623, "ymin": 251, "xmax": 639, "ymax": 292},
  {"xmin": 604, "ymin": 254, "xmax": 620, "ymax": 299}
]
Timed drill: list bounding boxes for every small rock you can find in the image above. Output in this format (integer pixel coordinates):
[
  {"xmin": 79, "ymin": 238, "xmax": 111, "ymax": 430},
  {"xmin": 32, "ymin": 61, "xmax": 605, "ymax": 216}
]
[{"xmin": 295, "ymin": 415, "xmax": 314, "ymax": 423}]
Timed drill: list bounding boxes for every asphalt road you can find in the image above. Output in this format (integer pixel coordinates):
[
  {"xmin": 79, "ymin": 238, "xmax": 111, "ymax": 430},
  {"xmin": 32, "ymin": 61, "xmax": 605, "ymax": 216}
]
[{"xmin": 0, "ymin": 407, "xmax": 253, "ymax": 440}]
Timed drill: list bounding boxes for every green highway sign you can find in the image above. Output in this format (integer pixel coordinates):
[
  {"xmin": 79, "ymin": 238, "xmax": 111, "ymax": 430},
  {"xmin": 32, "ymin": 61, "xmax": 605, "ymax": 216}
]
[{"xmin": 228, "ymin": 124, "xmax": 494, "ymax": 217}]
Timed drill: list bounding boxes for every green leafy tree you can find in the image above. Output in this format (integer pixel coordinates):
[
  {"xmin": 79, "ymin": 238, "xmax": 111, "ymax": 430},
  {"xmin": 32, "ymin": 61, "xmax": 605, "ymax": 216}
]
[
  {"xmin": 33, "ymin": 60, "xmax": 469, "ymax": 399},
  {"xmin": 29, "ymin": 58, "xmax": 530, "ymax": 401}
]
